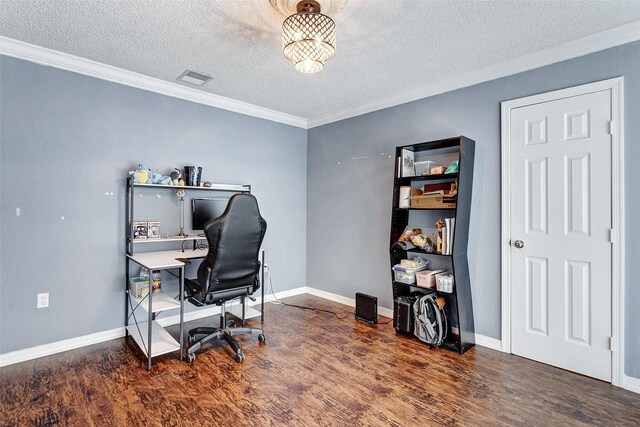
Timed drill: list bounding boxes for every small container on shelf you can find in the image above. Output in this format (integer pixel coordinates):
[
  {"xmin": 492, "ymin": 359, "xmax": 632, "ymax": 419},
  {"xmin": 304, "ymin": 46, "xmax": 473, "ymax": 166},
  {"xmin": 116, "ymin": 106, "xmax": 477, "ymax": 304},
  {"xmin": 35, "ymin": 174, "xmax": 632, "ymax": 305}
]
[
  {"xmin": 430, "ymin": 165, "xmax": 446, "ymax": 175},
  {"xmin": 414, "ymin": 161, "xmax": 437, "ymax": 176},
  {"xmin": 392, "ymin": 264, "xmax": 429, "ymax": 285},
  {"xmin": 129, "ymin": 277, "xmax": 149, "ymax": 299},
  {"xmin": 151, "ymin": 270, "xmax": 161, "ymax": 293},
  {"xmin": 415, "ymin": 269, "xmax": 446, "ymax": 289},
  {"xmin": 436, "ymin": 272, "xmax": 455, "ymax": 293},
  {"xmin": 399, "ymin": 186, "xmax": 412, "ymax": 208}
]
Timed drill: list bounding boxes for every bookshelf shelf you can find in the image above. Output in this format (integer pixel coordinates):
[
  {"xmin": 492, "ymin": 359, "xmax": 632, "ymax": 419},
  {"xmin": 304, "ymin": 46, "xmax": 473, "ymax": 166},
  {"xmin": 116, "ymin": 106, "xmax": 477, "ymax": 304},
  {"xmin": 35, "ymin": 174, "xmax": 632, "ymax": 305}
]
[{"xmin": 395, "ymin": 173, "xmax": 459, "ymax": 185}]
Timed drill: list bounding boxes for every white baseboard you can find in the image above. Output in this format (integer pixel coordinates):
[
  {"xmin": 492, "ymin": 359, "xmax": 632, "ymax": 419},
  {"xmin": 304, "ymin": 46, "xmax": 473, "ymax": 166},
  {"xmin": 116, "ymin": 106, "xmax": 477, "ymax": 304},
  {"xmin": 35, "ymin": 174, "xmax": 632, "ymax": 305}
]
[
  {"xmin": 306, "ymin": 287, "xmax": 394, "ymax": 318},
  {"xmin": 3, "ymin": 285, "xmax": 638, "ymax": 396},
  {"xmin": 0, "ymin": 287, "xmax": 309, "ymax": 368},
  {"xmin": 260, "ymin": 286, "xmax": 309, "ymax": 304},
  {"xmin": 0, "ymin": 327, "xmax": 125, "ymax": 367},
  {"xmin": 155, "ymin": 286, "xmax": 309, "ymax": 327},
  {"xmin": 474, "ymin": 334, "xmax": 502, "ymax": 351},
  {"xmin": 624, "ymin": 375, "xmax": 640, "ymax": 394},
  {"xmin": 306, "ymin": 288, "xmax": 503, "ymax": 352}
]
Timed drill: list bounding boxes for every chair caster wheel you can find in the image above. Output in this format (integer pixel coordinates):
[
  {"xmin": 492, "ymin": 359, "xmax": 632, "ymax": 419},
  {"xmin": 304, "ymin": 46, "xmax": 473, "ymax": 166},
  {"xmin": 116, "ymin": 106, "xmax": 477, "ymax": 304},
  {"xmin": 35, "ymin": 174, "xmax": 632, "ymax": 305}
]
[
  {"xmin": 187, "ymin": 353, "xmax": 196, "ymax": 363},
  {"xmin": 258, "ymin": 334, "xmax": 266, "ymax": 343},
  {"xmin": 187, "ymin": 335, "xmax": 194, "ymax": 345},
  {"xmin": 235, "ymin": 352, "xmax": 245, "ymax": 363}
]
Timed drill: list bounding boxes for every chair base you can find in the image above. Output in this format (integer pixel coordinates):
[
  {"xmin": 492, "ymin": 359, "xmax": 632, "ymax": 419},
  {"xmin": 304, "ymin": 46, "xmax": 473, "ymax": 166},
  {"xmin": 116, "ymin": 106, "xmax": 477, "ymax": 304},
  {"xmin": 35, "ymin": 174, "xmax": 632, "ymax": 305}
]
[{"xmin": 186, "ymin": 324, "xmax": 265, "ymax": 363}]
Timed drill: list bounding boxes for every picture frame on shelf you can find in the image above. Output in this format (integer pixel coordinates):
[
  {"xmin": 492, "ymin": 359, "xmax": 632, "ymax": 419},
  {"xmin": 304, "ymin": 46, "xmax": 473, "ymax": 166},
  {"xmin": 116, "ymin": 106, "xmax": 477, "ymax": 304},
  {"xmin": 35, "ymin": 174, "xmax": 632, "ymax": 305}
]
[
  {"xmin": 147, "ymin": 221, "xmax": 161, "ymax": 239},
  {"xmin": 133, "ymin": 221, "xmax": 148, "ymax": 240}
]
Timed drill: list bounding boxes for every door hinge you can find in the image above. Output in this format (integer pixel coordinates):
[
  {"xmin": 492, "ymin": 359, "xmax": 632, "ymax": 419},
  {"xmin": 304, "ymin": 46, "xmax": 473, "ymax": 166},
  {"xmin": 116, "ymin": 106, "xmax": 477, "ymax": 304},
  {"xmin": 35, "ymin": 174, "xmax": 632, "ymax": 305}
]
[
  {"xmin": 609, "ymin": 228, "xmax": 614, "ymax": 243},
  {"xmin": 609, "ymin": 337, "xmax": 614, "ymax": 351},
  {"xmin": 609, "ymin": 121, "xmax": 615, "ymax": 136}
]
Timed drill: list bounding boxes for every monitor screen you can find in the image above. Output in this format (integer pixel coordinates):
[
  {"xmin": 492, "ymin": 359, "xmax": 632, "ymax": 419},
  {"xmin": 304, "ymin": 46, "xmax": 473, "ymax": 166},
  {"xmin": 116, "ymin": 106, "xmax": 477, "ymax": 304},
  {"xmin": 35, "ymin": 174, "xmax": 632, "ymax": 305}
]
[{"xmin": 191, "ymin": 198, "xmax": 229, "ymax": 231}]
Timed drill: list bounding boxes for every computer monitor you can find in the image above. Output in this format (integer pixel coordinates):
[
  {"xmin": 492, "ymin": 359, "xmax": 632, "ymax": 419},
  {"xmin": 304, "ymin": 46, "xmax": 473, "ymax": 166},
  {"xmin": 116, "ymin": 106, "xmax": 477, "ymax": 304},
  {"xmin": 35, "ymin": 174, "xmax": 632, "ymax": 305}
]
[{"xmin": 191, "ymin": 198, "xmax": 229, "ymax": 231}]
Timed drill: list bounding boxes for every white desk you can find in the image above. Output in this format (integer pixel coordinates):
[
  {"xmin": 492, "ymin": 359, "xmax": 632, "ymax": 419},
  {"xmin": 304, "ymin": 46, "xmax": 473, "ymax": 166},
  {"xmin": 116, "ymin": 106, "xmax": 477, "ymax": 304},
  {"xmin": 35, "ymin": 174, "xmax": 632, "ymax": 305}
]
[
  {"xmin": 126, "ymin": 247, "xmax": 263, "ymax": 370},
  {"xmin": 126, "ymin": 248, "xmax": 207, "ymax": 370},
  {"xmin": 128, "ymin": 248, "xmax": 208, "ymax": 270}
]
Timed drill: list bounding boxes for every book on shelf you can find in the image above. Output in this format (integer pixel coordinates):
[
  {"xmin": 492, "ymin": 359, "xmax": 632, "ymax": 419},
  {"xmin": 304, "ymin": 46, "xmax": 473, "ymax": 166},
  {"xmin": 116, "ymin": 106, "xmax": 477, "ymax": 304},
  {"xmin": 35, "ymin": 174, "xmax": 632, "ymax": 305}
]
[
  {"xmin": 442, "ymin": 218, "xmax": 456, "ymax": 255},
  {"xmin": 401, "ymin": 148, "xmax": 415, "ymax": 177},
  {"xmin": 442, "ymin": 225, "xmax": 448, "ymax": 255}
]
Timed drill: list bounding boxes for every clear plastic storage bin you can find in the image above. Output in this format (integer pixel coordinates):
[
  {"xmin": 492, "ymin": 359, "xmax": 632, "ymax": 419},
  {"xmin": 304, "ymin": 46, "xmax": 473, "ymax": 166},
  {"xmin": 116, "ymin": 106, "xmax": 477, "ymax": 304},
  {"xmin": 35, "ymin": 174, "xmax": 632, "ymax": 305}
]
[
  {"xmin": 436, "ymin": 272, "xmax": 455, "ymax": 293},
  {"xmin": 392, "ymin": 264, "xmax": 429, "ymax": 285},
  {"xmin": 414, "ymin": 161, "xmax": 437, "ymax": 175}
]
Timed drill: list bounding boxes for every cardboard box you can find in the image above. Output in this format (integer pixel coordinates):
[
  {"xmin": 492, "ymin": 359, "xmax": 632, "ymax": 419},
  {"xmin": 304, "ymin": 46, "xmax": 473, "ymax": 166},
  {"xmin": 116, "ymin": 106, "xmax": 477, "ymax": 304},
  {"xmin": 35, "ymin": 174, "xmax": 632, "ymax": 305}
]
[
  {"xmin": 415, "ymin": 269, "xmax": 446, "ymax": 288},
  {"xmin": 409, "ymin": 194, "xmax": 456, "ymax": 209}
]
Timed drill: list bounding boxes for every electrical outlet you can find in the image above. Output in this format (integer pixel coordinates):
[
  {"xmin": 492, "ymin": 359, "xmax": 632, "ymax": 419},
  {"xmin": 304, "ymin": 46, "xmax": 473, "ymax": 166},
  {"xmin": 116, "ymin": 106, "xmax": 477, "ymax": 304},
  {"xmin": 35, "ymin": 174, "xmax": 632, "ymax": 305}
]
[{"xmin": 37, "ymin": 292, "xmax": 49, "ymax": 308}]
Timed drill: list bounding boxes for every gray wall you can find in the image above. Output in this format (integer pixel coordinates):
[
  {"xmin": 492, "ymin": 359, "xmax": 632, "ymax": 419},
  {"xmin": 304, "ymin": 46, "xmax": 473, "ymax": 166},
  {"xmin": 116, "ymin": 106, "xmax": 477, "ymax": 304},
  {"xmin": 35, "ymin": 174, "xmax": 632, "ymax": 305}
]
[
  {"xmin": 0, "ymin": 56, "xmax": 307, "ymax": 354},
  {"xmin": 307, "ymin": 41, "xmax": 640, "ymax": 377}
]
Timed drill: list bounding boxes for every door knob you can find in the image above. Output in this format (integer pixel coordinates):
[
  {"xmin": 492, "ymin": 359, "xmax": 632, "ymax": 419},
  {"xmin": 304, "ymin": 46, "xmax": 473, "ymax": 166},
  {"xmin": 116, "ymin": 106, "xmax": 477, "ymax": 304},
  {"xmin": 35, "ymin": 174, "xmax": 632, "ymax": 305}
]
[{"xmin": 514, "ymin": 240, "xmax": 524, "ymax": 249}]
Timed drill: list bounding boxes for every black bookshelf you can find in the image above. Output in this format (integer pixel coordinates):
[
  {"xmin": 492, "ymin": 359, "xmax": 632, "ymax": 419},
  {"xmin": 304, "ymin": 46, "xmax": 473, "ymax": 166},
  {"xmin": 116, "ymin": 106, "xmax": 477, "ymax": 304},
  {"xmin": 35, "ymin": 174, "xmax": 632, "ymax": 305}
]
[{"xmin": 390, "ymin": 136, "xmax": 475, "ymax": 354}]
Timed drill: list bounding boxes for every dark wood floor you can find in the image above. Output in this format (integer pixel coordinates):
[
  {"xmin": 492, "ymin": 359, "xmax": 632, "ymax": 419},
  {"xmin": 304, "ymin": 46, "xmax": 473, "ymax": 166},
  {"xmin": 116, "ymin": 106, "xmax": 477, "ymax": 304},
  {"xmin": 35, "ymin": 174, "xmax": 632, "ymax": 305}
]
[{"xmin": 1, "ymin": 295, "xmax": 639, "ymax": 426}]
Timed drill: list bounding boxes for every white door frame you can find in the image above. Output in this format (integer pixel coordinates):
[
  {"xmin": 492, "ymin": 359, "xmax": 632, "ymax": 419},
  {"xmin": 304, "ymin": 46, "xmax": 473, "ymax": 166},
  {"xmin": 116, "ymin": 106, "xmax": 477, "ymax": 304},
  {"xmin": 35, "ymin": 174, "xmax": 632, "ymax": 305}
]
[{"xmin": 500, "ymin": 77, "xmax": 625, "ymax": 387}]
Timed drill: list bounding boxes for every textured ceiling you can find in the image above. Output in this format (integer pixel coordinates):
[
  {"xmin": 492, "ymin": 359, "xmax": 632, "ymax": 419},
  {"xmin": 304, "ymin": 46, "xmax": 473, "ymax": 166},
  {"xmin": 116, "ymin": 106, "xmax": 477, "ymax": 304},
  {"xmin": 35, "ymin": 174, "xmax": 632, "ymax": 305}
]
[{"xmin": 2, "ymin": 1, "xmax": 640, "ymax": 122}]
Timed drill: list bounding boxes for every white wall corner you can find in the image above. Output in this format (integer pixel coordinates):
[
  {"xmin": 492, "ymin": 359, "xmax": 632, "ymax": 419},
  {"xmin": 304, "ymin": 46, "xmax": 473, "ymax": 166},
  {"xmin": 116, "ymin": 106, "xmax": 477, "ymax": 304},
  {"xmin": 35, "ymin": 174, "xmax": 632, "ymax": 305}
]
[{"xmin": 623, "ymin": 375, "xmax": 640, "ymax": 394}]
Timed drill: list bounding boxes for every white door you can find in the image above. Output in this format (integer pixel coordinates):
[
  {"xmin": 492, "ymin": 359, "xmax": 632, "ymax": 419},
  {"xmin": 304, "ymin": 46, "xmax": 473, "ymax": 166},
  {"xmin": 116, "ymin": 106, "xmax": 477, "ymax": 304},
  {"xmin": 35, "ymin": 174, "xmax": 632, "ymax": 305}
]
[{"xmin": 509, "ymin": 89, "xmax": 612, "ymax": 381}]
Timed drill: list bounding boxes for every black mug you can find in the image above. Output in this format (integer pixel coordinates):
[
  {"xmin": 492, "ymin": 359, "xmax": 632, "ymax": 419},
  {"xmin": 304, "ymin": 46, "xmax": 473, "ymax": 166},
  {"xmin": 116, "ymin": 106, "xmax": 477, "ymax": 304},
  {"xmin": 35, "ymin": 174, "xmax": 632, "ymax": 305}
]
[{"xmin": 184, "ymin": 166, "xmax": 203, "ymax": 187}]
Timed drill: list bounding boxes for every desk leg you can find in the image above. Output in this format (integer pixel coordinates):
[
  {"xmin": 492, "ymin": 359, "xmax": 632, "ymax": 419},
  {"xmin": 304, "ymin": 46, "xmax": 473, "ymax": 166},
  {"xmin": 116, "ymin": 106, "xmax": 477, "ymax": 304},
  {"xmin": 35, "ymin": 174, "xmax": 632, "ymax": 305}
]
[
  {"xmin": 242, "ymin": 296, "xmax": 246, "ymax": 327},
  {"xmin": 179, "ymin": 266, "xmax": 184, "ymax": 361},
  {"xmin": 147, "ymin": 281, "xmax": 153, "ymax": 371},
  {"xmin": 125, "ymin": 258, "xmax": 129, "ymax": 334},
  {"xmin": 260, "ymin": 250, "xmax": 265, "ymax": 323}
]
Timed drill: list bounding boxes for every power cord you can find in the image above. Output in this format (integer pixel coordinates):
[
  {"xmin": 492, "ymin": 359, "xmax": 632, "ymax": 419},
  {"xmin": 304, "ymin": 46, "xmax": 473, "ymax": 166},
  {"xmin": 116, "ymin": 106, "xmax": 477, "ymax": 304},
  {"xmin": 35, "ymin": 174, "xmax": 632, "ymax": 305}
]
[{"xmin": 264, "ymin": 266, "xmax": 385, "ymax": 322}]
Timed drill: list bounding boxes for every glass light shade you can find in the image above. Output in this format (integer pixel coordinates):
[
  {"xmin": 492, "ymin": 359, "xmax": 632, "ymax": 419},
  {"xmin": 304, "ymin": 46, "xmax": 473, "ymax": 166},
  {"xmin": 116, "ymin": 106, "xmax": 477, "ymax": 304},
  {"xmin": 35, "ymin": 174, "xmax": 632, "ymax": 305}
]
[{"xmin": 282, "ymin": 10, "xmax": 336, "ymax": 73}]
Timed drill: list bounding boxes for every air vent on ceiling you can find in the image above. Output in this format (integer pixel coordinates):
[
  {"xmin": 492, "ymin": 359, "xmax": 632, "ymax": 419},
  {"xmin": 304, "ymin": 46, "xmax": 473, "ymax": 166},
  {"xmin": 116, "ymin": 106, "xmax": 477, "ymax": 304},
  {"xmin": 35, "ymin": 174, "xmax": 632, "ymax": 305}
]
[{"xmin": 176, "ymin": 69, "xmax": 213, "ymax": 86}]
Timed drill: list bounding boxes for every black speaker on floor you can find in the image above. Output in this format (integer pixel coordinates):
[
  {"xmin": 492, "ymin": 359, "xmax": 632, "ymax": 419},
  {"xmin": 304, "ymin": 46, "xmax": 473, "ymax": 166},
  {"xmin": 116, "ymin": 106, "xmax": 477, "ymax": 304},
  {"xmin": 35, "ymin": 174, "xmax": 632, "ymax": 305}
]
[{"xmin": 355, "ymin": 292, "xmax": 378, "ymax": 324}]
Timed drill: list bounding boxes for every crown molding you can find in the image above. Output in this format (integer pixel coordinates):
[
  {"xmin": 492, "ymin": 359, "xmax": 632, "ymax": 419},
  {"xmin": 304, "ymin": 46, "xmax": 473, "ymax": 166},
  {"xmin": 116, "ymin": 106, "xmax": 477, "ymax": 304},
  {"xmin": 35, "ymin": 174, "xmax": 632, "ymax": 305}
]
[
  {"xmin": 307, "ymin": 19, "xmax": 640, "ymax": 128},
  {"xmin": 0, "ymin": 36, "xmax": 308, "ymax": 129},
  {"xmin": 2, "ymin": 19, "xmax": 640, "ymax": 131}
]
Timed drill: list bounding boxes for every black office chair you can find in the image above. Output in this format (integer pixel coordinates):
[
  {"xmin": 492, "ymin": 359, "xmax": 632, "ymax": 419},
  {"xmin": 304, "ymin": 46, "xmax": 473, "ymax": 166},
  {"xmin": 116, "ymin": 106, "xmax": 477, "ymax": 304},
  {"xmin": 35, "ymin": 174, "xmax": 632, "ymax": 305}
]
[{"xmin": 184, "ymin": 193, "xmax": 267, "ymax": 363}]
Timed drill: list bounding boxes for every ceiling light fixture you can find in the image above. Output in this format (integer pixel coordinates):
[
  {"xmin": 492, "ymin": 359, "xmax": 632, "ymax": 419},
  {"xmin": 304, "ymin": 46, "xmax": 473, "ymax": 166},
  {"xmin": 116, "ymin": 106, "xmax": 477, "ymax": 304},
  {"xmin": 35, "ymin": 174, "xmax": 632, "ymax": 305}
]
[{"xmin": 281, "ymin": 1, "xmax": 336, "ymax": 73}]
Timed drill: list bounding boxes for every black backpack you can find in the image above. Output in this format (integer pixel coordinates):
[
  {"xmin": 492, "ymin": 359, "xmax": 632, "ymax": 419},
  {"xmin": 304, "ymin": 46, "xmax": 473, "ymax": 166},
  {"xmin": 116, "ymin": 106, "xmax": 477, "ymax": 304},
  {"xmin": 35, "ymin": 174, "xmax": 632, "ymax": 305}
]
[{"xmin": 413, "ymin": 292, "xmax": 448, "ymax": 346}]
